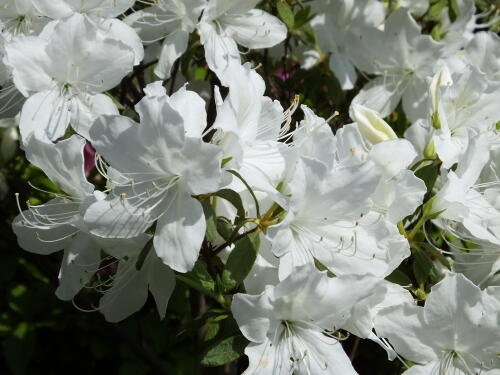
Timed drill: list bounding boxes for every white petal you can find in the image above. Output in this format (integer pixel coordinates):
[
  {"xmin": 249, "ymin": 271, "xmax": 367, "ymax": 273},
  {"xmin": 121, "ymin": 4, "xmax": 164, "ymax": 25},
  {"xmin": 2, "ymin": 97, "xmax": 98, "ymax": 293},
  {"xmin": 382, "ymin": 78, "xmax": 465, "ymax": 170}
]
[
  {"xmin": 3, "ymin": 36, "xmax": 53, "ymax": 96},
  {"xmin": 155, "ymin": 29, "xmax": 189, "ymax": 79},
  {"xmin": 232, "ymin": 292, "xmax": 273, "ymax": 343},
  {"xmin": 23, "ymin": 134, "xmax": 94, "ymax": 198},
  {"xmin": 98, "ymin": 19, "xmax": 144, "ymax": 65},
  {"xmin": 19, "ymin": 90, "xmax": 71, "ymax": 143},
  {"xmin": 56, "ymin": 233, "xmax": 100, "ymax": 300},
  {"xmin": 375, "ymin": 303, "xmax": 440, "ymax": 364},
  {"xmin": 154, "ymin": 194, "xmax": 205, "ymax": 273},
  {"xmin": 12, "ymin": 206, "xmax": 76, "ymax": 255},
  {"xmin": 99, "ymin": 257, "xmax": 149, "ymax": 322},
  {"xmin": 70, "ymin": 93, "xmax": 119, "ymax": 140},
  {"xmin": 169, "ymin": 85, "xmax": 206, "ymax": 137},
  {"xmin": 198, "ymin": 21, "xmax": 240, "ymax": 80},
  {"xmin": 350, "ymin": 76, "xmax": 402, "ymax": 119},
  {"xmin": 148, "ymin": 253, "xmax": 176, "ymax": 319},
  {"xmin": 221, "ymin": 10, "xmax": 286, "ymax": 49},
  {"xmin": 369, "ymin": 139, "xmax": 417, "ymax": 178}
]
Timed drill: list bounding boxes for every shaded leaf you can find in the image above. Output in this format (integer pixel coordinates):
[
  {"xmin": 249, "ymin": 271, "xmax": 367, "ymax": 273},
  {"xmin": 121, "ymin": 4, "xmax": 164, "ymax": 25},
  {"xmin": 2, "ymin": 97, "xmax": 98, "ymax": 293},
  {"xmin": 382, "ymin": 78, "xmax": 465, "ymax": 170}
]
[
  {"xmin": 221, "ymin": 232, "xmax": 260, "ymax": 292},
  {"xmin": 201, "ymin": 334, "xmax": 248, "ymax": 367}
]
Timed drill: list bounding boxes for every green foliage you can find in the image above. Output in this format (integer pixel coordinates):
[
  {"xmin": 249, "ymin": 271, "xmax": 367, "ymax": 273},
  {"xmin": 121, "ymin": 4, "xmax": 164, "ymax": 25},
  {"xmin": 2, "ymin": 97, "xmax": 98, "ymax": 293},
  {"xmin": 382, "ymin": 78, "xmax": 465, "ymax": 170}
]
[
  {"xmin": 200, "ymin": 335, "xmax": 248, "ymax": 367},
  {"xmin": 221, "ymin": 232, "xmax": 261, "ymax": 292}
]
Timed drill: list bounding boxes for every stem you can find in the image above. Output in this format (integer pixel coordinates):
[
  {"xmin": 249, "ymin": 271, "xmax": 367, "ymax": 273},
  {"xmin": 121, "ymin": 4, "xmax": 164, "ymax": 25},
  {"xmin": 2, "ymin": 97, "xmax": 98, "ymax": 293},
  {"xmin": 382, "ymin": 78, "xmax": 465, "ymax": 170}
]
[
  {"xmin": 349, "ymin": 337, "xmax": 361, "ymax": 361},
  {"xmin": 168, "ymin": 60, "xmax": 180, "ymax": 96},
  {"xmin": 407, "ymin": 216, "xmax": 427, "ymax": 243},
  {"xmin": 397, "ymin": 221, "xmax": 408, "ymax": 238},
  {"xmin": 212, "ymin": 226, "xmax": 259, "ymax": 256}
]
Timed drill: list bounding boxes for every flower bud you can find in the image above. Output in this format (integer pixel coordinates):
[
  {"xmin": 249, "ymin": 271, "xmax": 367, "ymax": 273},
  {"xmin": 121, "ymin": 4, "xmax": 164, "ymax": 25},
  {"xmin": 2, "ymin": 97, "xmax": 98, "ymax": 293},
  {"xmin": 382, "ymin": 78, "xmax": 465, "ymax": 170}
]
[
  {"xmin": 429, "ymin": 66, "xmax": 452, "ymax": 129},
  {"xmin": 352, "ymin": 104, "xmax": 397, "ymax": 144}
]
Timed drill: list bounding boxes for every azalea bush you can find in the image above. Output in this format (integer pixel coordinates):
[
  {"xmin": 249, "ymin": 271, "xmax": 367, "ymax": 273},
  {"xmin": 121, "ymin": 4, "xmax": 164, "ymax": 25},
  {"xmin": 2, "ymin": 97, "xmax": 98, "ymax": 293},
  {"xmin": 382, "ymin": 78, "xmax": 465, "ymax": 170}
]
[{"xmin": 0, "ymin": 0, "xmax": 499, "ymax": 374}]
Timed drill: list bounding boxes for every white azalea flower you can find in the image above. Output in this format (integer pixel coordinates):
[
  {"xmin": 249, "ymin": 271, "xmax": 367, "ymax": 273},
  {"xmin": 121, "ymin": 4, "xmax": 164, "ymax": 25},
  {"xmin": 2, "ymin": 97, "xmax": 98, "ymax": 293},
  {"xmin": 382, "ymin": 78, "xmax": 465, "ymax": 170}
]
[
  {"xmin": 232, "ymin": 265, "xmax": 382, "ymax": 375},
  {"xmin": 266, "ymin": 155, "xmax": 409, "ymax": 280},
  {"xmin": 4, "ymin": 13, "xmax": 136, "ymax": 143},
  {"xmin": 432, "ymin": 66, "xmax": 499, "ymax": 168},
  {"xmin": 126, "ymin": 0, "xmax": 206, "ymax": 78},
  {"xmin": 310, "ymin": 0, "xmax": 385, "ymax": 90},
  {"xmin": 199, "ymin": 0, "xmax": 286, "ymax": 80},
  {"xmin": 0, "ymin": 0, "xmax": 46, "ymax": 38},
  {"xmin": 83, "ymin": 87, "xmax": 222, "ymax": 273},
  {"xmin": 31, "ymin": 0, "xmax": 134, "ymax": 19},
  {"xmin": 31, "ymin": 0, "xmax": 144, "ymax": 65},
  {"xmin": 11, "ymin": 135, "xmax": 151, "ymax": 305},
  {"xmin": 337, "ymin": 112, "xmax": 426, "ymax": 224},
  {"xmin": 375, "ymin": 273, "xmax": 500, "ymax": 375},
  {"xmin": 432, "ymin": 130, "xmax": 500, "ymax": 246},
  {"xmin": 465, "ymin": 32, "xmax": 500, "ymax": 82},
  {"xmin": 349, "ymin": 9, "xmax": 445, "ymax": 121},
  {"xmin": 343, "ymin": 281, "xmax": 414, "ymax": 359},
  {"xmin": 97, "ymin": 238, "xmax": 175, "ymax": 323},
  {"xmin": 212, "ymin": 63, "xmax": 287, "ymax": 204}
]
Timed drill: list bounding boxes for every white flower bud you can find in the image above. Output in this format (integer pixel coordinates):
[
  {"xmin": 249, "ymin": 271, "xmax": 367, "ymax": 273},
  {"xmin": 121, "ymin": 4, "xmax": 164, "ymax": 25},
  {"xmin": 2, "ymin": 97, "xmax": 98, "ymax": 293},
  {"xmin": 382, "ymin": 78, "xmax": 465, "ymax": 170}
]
[{"xmin": 352, "ymin": 104, "xmax": 397, "ymax": 144}]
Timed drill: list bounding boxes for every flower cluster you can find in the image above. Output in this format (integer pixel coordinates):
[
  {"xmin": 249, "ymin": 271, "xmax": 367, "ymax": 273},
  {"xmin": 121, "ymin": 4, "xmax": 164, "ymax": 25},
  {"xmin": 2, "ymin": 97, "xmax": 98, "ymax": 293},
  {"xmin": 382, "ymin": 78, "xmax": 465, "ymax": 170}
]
[{"xmin": 3, "ymin": 0, "xmax": 500, "ymax": 374}]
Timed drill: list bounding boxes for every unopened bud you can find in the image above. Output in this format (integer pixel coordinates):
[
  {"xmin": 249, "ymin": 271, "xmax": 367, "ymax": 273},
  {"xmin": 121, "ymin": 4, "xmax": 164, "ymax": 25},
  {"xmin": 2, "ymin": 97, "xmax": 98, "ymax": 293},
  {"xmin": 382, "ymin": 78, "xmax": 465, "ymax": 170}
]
[{"xmin": 351, "ymin": 104, "xmax": 397, "ymax": 144}]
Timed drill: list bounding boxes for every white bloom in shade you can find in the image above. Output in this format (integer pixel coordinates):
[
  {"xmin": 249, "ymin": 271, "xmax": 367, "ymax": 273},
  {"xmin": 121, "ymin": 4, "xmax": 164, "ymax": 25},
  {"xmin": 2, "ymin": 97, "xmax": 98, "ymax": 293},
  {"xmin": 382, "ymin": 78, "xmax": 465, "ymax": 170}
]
[
  {"xmin": 31, "ymin": 0, "xmax": 134, "ymax": 19},
  {"xmin": 310, "ymin": 0, "xmax": 385, "ymax": 90},
  {"xmin": 97, "ymin": 238, "xmax": 175, "ymax": 323},
  {"xmin": 0, "ymin": 0, "xmax": 46, "ymax": 38},
  {"xmin": 125, "ymin": 0, "xmax": 206, "ymax": 78},
  {"xmin": 212, "ymin": 63, "xmax": 287, "ymax": 204},
  {"xmin": 375, "ymin": 273, "xmax": 500, "ymax": 375},
  {"xmin": 4, "ymin": 13, "xmax": 136, "ymax": 143},
  {"xmin": 31, "ymin": 0, "xmax": 144, "ymax": 65},
  {"xmin": 83, "ymin": 88, "xmax": 222, "ymax": 273},
  {"xmin": 349, "ymin": 9, "xmax": 444, "ymax": 122},
  {"xmin": 232, "ymin": 265, "xmax": 382, "ymax": 375},
  {"xmin": 351, "ymin": 104, "xmax": 397, "ymax": 145},
  {"xmin": 10, "ymin": 135, "xmax": 149, "ymax": 304},
  {"xmin": 199, "ymin": 0, "xmax": 286, "ymax": 80}
]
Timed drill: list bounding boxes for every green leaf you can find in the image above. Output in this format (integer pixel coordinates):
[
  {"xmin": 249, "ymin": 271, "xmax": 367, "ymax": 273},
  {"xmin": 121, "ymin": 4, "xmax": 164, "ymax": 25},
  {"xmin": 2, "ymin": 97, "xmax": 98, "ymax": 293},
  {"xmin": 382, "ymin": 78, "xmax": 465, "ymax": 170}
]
[
  {"xmin": 428, "ymin": 0, "xmax": 447, "ymax": 19},
  {"xmin": 419, "ymin": 243, "xmax": 451, "ymax": 270},
  {"xmin": 216, "ymin": 218, "xmax": 234, "ymax": 241},
  {"xmin": 277, "ymin": 2, "xmax": 295, "ymax": 29},
  {"xmin": 215, "ymin": 189, "xmax": 246, "ymax": 222},
  {"xmin": 176, "ymin": 260, "xmax": 216, "ymax": 297},
  {"xmin": 385, "ymin": 269, "xmax": 412, "ymax": 286},
  {"xmin": 415, "ymin": 162, "xmax": 439, "ymax": 193},
  {"xmin": 431, "ymin": 24, "xmax": 443, "ymax": 41},
  {"xmin": 3, "ymin": 322, "xmax": 35, "ymax": 375},
  {"xmin": 447, "ymin": 0, "xmax": 460, "ymax": 22},
  {"xmin": 200, "ymin": 334, "xmax": 248, "ymax": 367},
  {"xmin": 201, "ymin": 199, "xmax": 218, "ymax": 245},
  {"xmin": 413, "ymin": 248, "xmax": 436, "ymax": 287},
  {"xmin": 294, "ymin": 6, "xmax": 312, "ymax": 29},
  {"xmin": 221, "ymin": 232, "xmax": 261, "ymax": 292}
]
